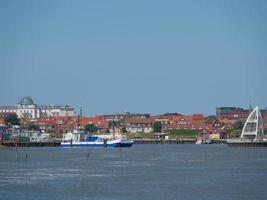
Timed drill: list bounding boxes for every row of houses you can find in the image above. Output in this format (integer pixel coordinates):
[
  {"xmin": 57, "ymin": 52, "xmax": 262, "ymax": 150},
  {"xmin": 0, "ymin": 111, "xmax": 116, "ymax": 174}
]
[
  {"xmin": 0, "ymin": 98, "xmax": 266, "ymax": 137},
  {"xmin": 124, "ymin": 114, "xmax": 206, "ymax": 133},
  {"xmin": 0, "ymin": 112, "xmax": 228, "ymax": 134},
  {"xmin": 18, "ymin": 116, "xmax": 109, "ymax": 133}
]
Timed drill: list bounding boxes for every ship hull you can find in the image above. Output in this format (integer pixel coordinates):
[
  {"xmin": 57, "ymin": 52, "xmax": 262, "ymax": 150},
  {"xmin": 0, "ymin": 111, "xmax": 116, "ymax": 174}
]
[{"xmin": 61, "ymin": 139, "xmax": 133, "ymax": 147}]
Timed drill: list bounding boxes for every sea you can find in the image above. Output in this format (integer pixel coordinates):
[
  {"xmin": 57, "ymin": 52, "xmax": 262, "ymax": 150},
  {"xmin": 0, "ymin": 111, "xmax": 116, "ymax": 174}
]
[{"xmin": 0, "ymin": 144, "xmax": 267, "ymax": 200}]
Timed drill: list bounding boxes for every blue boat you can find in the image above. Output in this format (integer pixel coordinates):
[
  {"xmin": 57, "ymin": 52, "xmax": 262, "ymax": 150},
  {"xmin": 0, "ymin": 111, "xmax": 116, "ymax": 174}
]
[{"xmin": 61, "ymin": 133, "xmax": 133, "ymax": 147}]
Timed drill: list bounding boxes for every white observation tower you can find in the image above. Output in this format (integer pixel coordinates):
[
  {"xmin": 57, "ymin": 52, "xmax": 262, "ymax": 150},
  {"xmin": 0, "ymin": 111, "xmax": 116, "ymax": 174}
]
[{"xmin": 241, "ymin": 106, "xmax": 264, "ymax": 140}]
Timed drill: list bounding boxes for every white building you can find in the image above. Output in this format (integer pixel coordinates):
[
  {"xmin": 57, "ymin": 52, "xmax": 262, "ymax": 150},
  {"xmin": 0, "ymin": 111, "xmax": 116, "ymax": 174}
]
[{"xmin": 0, "ymin": 96, "xmax": 75, "ymax": 119}]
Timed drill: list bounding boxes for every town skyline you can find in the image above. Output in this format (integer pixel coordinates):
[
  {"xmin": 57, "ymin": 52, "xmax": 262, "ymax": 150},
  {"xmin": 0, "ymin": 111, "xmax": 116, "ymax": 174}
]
[{"xmin": 0, "ymin": 95, "xmax": 265, "ymax": 117}]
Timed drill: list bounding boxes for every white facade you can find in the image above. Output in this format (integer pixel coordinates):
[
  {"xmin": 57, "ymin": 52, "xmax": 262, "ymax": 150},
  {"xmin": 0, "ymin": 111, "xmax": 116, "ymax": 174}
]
[
  {"xmin": 126, "ymin": 125, "xmax": 153, "ymax": 133},
  {"xmin": 0, "ymin": 96, "xmax": 75, "ymax": 119}
]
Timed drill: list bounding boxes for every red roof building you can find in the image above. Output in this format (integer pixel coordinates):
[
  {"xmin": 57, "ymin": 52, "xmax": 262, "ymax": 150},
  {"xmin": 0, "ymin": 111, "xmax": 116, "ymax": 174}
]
[
  {"xmin": 163, "ymin": 114, "xmax": 205, "ymax": 130},
  {"xmin": 0, "ymin": 117, "xmax": 5, "ymax": 125},
  {"xmin": 79, "ymin": 117, "xmax": 109, "ymax": 129}
]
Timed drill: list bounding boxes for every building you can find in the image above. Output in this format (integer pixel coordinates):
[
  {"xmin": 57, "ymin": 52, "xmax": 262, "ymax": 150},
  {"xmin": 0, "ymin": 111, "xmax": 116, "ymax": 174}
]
[
  {"xmin": 0, "ymin": 96, "xmax": 75, "ymax": 119},
  {"xmin": 164, "ymin": 114, "xmax": 205, "ymax": 130},
  {"xmin": 216, "ymin": 107, "xmax": 249, "ymax": 120},
  {"xmin": 125, "ymin": 118, "xmax": 154, "ymax": 133},
  {"xmin": 101, "ymin": 112, "xmax": 150, "ymax": 122}
]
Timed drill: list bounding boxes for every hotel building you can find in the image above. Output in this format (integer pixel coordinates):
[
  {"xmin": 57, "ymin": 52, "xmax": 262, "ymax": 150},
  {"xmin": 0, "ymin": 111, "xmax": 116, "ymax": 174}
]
[{"xmin": 0, "ymin": 96, "xmax": 75, "ymax": 119}]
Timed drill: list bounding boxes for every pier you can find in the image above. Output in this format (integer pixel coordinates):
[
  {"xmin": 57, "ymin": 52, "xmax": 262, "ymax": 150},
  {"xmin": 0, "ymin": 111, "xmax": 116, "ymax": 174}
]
[
  {"xmin": 133, "ymin": 139, "xmax": 227, "ymax": 144},
  {"xmin": 227, "ymin": 140, "xmax": 267, "ymax": 147},
  {"xmin": 3, "ymin": 141, "xmax": 61, "ymax": 147}
]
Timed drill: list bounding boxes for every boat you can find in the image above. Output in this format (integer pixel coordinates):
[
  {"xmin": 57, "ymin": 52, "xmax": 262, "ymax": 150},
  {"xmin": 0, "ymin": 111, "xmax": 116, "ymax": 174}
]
[
  {"xmin": 196, "ymin": 139, "xmax": 202, "ymax": 144},
  {"xmin": 61, "ymin": 129, "xmax": 133, "ymax": 147},
  {"xmin": 195, "ymin": 138, "xmax": 211, "ymax": 144},
  {"xmin": 61, "ymin": 136, "xmax": 133, "ymax": 147}
]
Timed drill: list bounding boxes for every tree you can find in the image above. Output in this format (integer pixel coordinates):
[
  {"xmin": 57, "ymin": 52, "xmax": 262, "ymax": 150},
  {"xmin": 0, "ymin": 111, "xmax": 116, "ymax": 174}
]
[
  {"xmin": 108, "ymin": 120, "xmax": 119, "ymax": 129},
  {"xmin": 153, "ymin": 121, "xmax": 162, "ymax": 133},
  {"xmin": 233, "ymin": 120, "xmax": 244, "ymax": 130},
  {"xmin": 28, "ymin": 123, "xmax": 40, "ymax": 130},
  {"xmin": 227, "ymin": 120, "xmax": 245, "ymax": 138},
  {"xmin": 4, "ymin": 114, "xmax": 20, "ymax": 126},
  {"xmin": 85, "ymin": 124, "xmax": 99, "ymax": 133},
  {"xmin": 122, "ymin": 127, "xmax": 127, "ymax": 133}
]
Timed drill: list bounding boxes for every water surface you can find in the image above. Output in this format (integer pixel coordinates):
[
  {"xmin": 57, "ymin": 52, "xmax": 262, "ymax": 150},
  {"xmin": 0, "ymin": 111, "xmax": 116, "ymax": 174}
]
[{"xmin": 0, "ymin": 144, "xmax": 267, "ymax": 200}]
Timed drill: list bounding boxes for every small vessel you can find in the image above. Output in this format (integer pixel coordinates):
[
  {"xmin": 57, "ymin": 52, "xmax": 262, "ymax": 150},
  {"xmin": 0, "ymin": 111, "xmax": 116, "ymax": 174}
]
[
  {"xmin": 61, "ymin": 129, "xmax": 133, "ymax": 147},
  {"xmin": 196, "ymin": 139, "xmax": 202, "ymax": 144},
  {"xmin": 195, "ymin": 138, "xmax": 211, "ymax": 144}
]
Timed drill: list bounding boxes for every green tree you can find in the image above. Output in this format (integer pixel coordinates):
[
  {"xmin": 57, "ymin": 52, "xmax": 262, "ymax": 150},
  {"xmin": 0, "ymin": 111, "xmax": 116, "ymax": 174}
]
[
  {"xmin": 28, "ymin": 123, "xmax": 40, "ymax": 130},
  {"xmin": 227, "ymin": 120, "xmax": 245, "ymax": 138},
  {"xmin": 122, "ymin": 127, "xmax": 127, "ymax": 133},
  {"xmin": 108, "ymin": 120, "xmax": 119, "ymax": 129},
  {"xmin": 4, "ymin": 114, "xmax": 20, "ymax": 126},
  {"xmin": 153, "ymin": 121, "xmax": 162, "ymax": 133},
  {"xmin": 85, "ymin": 124, "xmax": 99, "ymax": 133},
  {"xmin": 233, "ymin": 120, "xmax": 244, "ymax": 130}
]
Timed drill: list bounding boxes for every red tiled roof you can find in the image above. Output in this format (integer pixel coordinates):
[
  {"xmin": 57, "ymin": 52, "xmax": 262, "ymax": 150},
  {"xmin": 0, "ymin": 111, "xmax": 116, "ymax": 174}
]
[
  {"xmin": 0, "ymin": 117, "xmax": 5, "ymax": 124},
  {"xmin": 125, "ymin": 118, "xmax": 154, "ymax": 125},
  {"xmin": 79, "ymin": 117, "xmax": 108, "ymax": 129}
]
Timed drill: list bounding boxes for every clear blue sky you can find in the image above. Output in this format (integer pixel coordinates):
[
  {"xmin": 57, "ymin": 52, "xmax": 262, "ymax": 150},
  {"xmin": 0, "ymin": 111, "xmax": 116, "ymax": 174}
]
[{"xmin": 0, "ymin": 0, "xmax": 266, "ymax": 116}]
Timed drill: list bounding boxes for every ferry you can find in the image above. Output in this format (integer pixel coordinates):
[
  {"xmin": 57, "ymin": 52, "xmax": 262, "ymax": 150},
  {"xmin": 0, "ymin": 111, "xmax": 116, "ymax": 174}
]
[{"xmin": 61, "ymin": 129, "xmax": 133, "ymax": 147}]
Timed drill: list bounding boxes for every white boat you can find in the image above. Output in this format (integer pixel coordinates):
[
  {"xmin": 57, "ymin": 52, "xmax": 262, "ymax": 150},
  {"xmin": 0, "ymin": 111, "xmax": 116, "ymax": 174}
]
[
  {"xmin": 61, "ymin": 129, "xmax": 133, "ymax": 147},
  {"xmin": 61, "ymin": 137, "xmax": 133, "ymax": 147},
  {"xmin": 195, "ymin": 139, "xmax": 211, "ymax": 144},
  {"xmin": 196, "ymin": 139, "xmax": 202, "ymax": 144}
]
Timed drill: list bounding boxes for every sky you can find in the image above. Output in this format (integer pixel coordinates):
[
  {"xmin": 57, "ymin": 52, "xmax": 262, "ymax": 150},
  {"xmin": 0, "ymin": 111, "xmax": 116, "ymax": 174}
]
[{"xmin": 0, "ymin": 0, "xmax": 266, "ymax": 116}]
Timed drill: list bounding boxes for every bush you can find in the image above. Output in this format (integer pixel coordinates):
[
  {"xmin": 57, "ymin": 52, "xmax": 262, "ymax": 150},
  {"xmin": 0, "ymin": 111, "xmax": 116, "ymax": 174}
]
[
  {"xmin": 169, "ymin": 129, "xmax": 199, "ymax": 139},
  {"xmin": 85, "ymin": 124, "xmax": 99, "ymax": 133},
  {"xmin": 28, "ymin": 123, "xmax": 40, "ymax": 130}
]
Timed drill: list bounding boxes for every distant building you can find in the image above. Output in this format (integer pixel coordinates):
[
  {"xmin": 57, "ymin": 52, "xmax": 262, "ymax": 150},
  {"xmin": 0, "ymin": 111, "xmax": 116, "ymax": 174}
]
[
  {"xmin": 0, "ymin": 96, "xmax": 75, "ymax": 119},
  {"xmin": 164, "ymin": 114, "xmax": 205, "ymax": 130},
  {"xmin": 216, "ymin": 107, "xmax": 249, "ymax": 120},
  {"xmin": 125, "ymin": 118, "xmax": 154, "ymax": 133},
  {"xmin": 101, "ymin": 112, "xmax": 150, "ymax": 122}
]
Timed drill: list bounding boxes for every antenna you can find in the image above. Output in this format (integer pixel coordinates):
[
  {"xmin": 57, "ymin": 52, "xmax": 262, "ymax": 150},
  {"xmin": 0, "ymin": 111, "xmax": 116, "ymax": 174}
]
[
  {"xmin": 80, "ymin": 107, "xmax": 83, "ymax": 118},
  {"xmin": 77, "ymin": 107, "xmax": 82, "ymax": 129}
]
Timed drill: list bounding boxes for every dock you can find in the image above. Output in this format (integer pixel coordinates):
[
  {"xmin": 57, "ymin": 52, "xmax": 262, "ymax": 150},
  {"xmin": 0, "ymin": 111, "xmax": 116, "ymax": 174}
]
[
  {"xmin": 3, "ymin": 141, "xmax": 61, "ymax": 147},
  {"xmin": 1, "ymin": 139, "xmax": 230, "ymax": 147},
  {"xmin": 133, "ymin": 139, "xmax": 227, "ymax": 144},
  {"xmin": 227, "ymin": 139, "xmax": 267, "ymax": 147}
]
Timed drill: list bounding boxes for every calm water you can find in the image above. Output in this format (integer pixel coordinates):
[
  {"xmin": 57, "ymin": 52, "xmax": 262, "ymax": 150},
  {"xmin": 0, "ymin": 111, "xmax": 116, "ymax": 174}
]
[{"xmin": 0, "ymin": 144, "xmax": 267, "ymax": 200}]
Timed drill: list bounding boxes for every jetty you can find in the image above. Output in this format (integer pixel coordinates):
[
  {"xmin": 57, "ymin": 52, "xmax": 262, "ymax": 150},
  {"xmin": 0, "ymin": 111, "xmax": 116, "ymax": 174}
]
[
  {"xmin": 227, "ymin": 139, "xmax": 267, "ymax": 147},
  {"xmin": 3, "ymin": 141, "xmax": 61, "ymax": 147},
  {"xmin": 133, "ymin": 139, "xmax": 227, "ymax": 144}
]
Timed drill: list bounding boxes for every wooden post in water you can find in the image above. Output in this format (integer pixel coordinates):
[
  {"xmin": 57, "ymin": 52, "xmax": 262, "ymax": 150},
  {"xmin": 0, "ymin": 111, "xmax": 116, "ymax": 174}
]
[
  {"xmin": 0, "ymin": 132, "xmax": 3, "ymax": 145},
  {"xmin": 15, "ymin": 143, "xmax": 18, "ymax": 161},
  {"xmin": 103, "ymin": 138, "xmax": 107, "ymax": 148}
]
